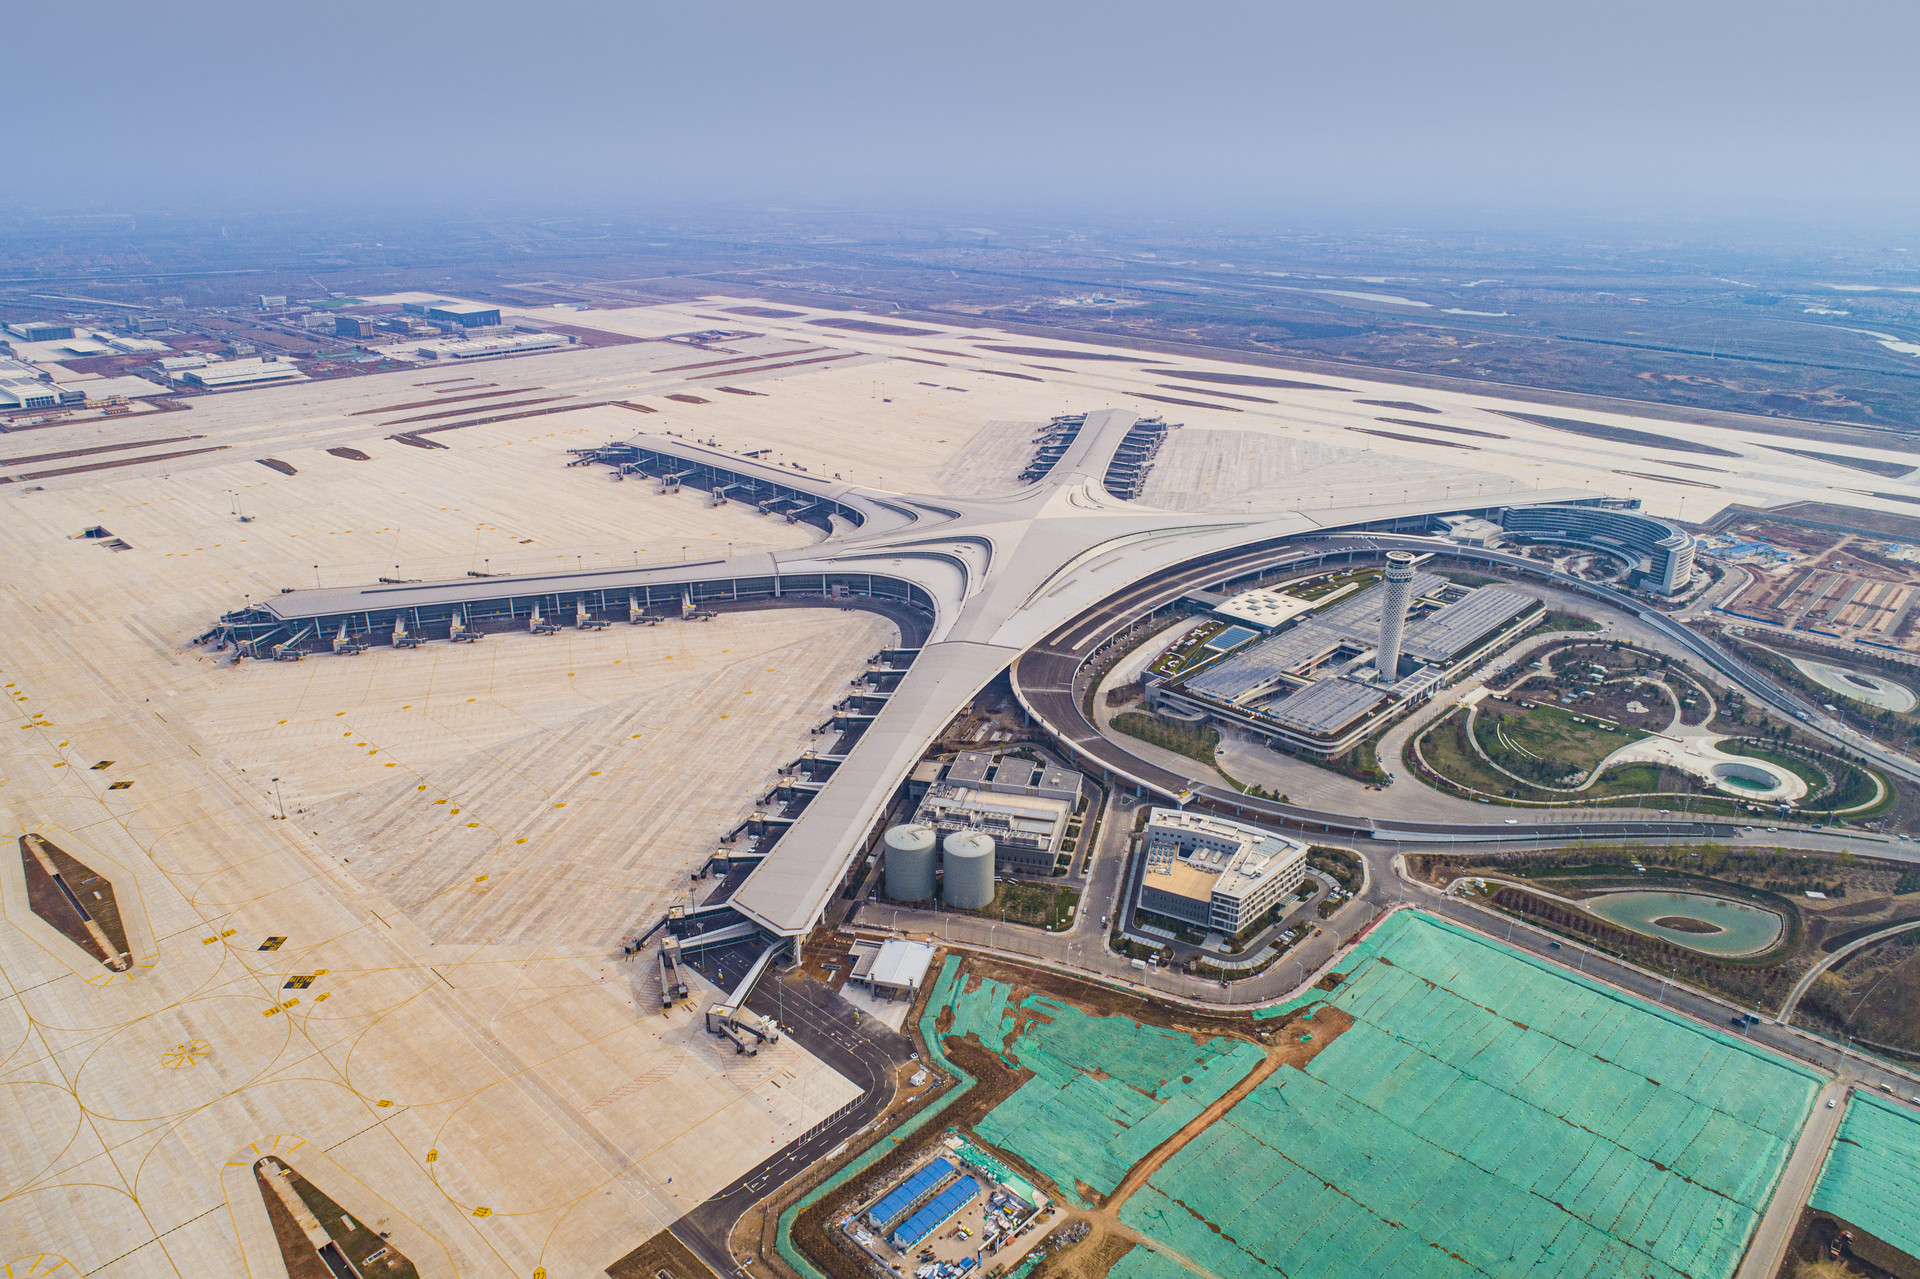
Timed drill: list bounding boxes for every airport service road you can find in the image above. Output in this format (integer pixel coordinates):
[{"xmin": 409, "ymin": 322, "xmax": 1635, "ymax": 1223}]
[
  {"xmin": 1735, "ymin": 1079, "xmax": 1850, "ymax": 1279},
  {"xmin": 672, "ymin": 963, "xmax": 920, "ymax": 1279}
]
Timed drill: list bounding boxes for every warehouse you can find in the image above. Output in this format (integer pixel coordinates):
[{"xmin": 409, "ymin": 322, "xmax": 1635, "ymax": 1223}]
[
  {"xmin": 1135, "ymin": 809, "xmax": 1308, "ymax": 936},
  {"xmin": 181, "ymin": 357, "xmax": 306, "ymax": 389},
  {"xmin": 417, "ymin": 331, "xmax": 574, "ymax": 360}
]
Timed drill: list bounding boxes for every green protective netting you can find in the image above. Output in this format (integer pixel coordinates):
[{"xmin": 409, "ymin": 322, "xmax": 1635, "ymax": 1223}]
[
  {"xmin": 973, "ymin": 994, "xmax": 1264, "ymax": 1206},
  {"xmin": 1108, "ymin": 911, "xmax": 1822, "ymax": 1279},
  {"xmin": 920, "ymin": 959, "xmax": 1265, "ymax": 1208},
  {"xmin": 1810, "ymin": 1092, "xmax": 1920, "ymax": 1259}
]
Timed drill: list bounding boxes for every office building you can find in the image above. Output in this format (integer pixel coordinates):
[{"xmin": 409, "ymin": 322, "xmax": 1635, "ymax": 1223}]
[{"xmin": 1135, "ymin": 809, "xmax": 1308, "ymax": 935}]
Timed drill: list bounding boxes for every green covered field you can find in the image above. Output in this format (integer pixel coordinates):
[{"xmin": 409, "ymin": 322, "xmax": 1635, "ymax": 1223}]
[
  {"xmin": 1809, "ymin": 1092, "xmax": 1920, "ymax": 1261},
  {"xmin": 925, "ymin": 965, "xmax": 1264, "ymax": 1204},
  {"xmin": 1110, "ymin": 912, "xmax": 1821, "ymax": 1279}
]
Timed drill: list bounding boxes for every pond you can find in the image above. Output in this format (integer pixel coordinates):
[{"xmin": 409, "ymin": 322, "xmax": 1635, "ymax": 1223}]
[{"xmin": 1583, "ymin": 890, "xmax": 1784, "ymax": 956}]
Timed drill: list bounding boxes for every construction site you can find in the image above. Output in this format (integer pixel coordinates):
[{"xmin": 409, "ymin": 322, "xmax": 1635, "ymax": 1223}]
[
  {"xmin": 1709, "ymin": 514, "xmax": 1920, "ymax": 654},
  {"xmin": 780, "ymin": 913, "xmax": 1835, "ymax": 1279}
]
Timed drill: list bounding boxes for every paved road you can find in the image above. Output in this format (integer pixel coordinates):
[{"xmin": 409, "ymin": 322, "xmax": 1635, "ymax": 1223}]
[
  {"xmin": 1735, "ymin": 1079, "xmax": 1849, "ymax": 1279},
  {"xmin": 669, "ymin": 962, "xmax": 920, "ymax": 1279}
]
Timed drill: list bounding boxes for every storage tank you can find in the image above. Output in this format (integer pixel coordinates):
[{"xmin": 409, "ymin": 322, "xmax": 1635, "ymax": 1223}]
[
  {"xmin": 883, "ymin": 824, "xmax": 938, "ymax": 902},
  {"xmin": 942, "ymin": 830, "xmax": 996, "ymax": 909}
]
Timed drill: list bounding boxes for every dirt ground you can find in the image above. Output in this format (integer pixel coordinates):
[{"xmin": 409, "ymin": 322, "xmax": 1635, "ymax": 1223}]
[
  {"xmin": 607, "ymin": 1228, "xmax": 722, "ymax": 1279},
  {"xmin": 1783, "ymin": 1209, "xmax": 1914, "ymax": 1279}
]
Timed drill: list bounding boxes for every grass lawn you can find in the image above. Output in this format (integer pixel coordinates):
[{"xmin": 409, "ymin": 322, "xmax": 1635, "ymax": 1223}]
[
  {"xmin": 1540, "ymin": 608, "xmax": 1603, "ymax": 632},
  {"xmin": 1582, "ymin": 761, "xmax": 1667, "ymax": 798},
  {"xmin": 1112, "ymin": 711, "xmax": 1220, "ymax": 768},
  {"xmin": 1493, "ymin": 703, "xmax": 1645, "ymax": 773},
  {"xmin": 1416, "ymin": 710, "xmax": 1520, "ymax": 796},
  {"xmin": 953, "ymin": 881, "xmax": 1080, "ymax": 930}
]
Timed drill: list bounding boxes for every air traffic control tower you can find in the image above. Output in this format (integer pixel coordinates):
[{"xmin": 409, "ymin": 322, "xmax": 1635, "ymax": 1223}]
[{"xmin": 1376, "ymin": 551, "xmax": 1416, "ymax": 679}]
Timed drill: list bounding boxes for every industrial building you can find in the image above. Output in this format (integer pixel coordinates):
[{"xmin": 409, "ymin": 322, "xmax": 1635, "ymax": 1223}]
[
  {"xmin": 418, "ymin": 331, "xmax": 574, "ymax": 360},
  {"xmin": 5, "ymin": 321, "xmax": 74, "ymax": 342},
  {"xmin": 0, "ymin": 376, "xmax": 74, "ymax": 410},
  {"xmin": 847, "ymin": 937, "xmax": 935, "ymax": 1000},
  {"xmin": 910, "ymin": 751, "xmax": 1082, "ymax": 876},
  {"xmin": 1498, "ymin": 503, "xmax": 1697, "ymax": 595},
  {"xmin": 1135, "ymin": 809, "xmax": 1308, "ymax": 936},
  {"xmin": 404, "ymin": 301, "xmax": 502, "ymax": 328},
  {"xmin": 181, "ymin": 357, "xmax": 305, "ymax": 389},
  {"xmin": 334, "ymin": 314, "xmax": 378, "ymax": 338},
  {"xmin": 943, "ymin": 750, "xmax": 1081, "ymax": 802}
]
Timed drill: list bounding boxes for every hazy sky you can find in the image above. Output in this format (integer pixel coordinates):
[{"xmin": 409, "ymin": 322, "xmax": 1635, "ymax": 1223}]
[{"xmin": 14, "ymin": 1, "xmax": 1918, "ymax": 228}]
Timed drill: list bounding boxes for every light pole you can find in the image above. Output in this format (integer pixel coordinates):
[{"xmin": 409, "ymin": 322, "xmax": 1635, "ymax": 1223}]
[{"xmin": 271, "ymin": 778, "xmax": 285, "ymax": 820}]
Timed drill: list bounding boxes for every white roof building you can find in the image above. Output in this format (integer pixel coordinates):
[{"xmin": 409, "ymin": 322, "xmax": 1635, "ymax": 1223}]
[
  {"xmin": 1214, "ymin": 587, "xmax": 1317, "ymax": 631},
  {"xmin": 1137, "ymin": 809, "xmax": 1309, "ymax": 935},
  {"xmin": 852, "ymin": 939, "xmax": 935, "ymax": 1000},
  {"xmin": 182, "ymin": 358, "xmax": 306, "ymax": 389}
]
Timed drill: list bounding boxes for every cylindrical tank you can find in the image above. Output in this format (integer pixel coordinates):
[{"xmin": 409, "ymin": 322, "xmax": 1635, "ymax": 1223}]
[
  {"xmin": 883, "ymin": 824, "xmax": 938, "ymax": 902},
  {"xmin": 942, "ymin": 830, "xmax": 996, "ymax": 909}
]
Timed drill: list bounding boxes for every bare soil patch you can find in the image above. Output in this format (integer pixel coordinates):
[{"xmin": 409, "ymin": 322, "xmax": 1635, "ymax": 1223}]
[
  {"xmin": 1490, "ymin": 410, "xmax": 1742, "ymax": 457},
  {"xmin": 1156, "ymin": 369, "xmax": 1347, "ymax": 391},
  {"xmin": 606, "ymin": 1228, "xmax": 720, "ymax": 1279}
]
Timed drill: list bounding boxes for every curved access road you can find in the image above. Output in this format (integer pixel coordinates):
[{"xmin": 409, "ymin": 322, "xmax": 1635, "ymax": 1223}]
[
  {"xmin": 1013, "ymin": 533, "xmax": 1735, "ymax": 842},
  {"xmin": 1778, "ymin": 918, "xmax": 1920, "ymax": 1021}
]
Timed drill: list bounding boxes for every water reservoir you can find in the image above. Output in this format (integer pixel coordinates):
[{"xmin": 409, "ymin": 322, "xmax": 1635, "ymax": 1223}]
[{"xmin": 1584, "ymin": 890, "xmax": 1784, "ymax": 956}]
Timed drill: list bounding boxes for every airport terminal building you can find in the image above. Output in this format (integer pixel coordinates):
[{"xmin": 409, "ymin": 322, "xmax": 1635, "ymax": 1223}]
[
  {"xmin": 1150, "ymin": 567, "xmax": 1542, "ymax": 755},
  {"xmin": 1498, "ymin": 503, "xmax": 1697, "ymax": 595}
]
